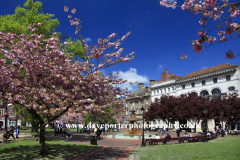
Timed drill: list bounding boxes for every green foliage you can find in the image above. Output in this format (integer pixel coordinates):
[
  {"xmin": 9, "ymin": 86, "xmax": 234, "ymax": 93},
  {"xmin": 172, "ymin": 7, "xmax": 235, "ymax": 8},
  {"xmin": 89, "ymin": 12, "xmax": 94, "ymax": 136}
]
[
  {"xmin": 21, "ymin": 126, "xmax": 31, "ymax": 130},
  {"xmin": 84, "ymin": 106, "xmax": 117, "ymax": 125},
  {"xmin": 0, "ymin": 0, "xmax": 85, "ymax": 62},
  {"xmin": 63, "ymin": 37, "xmax": 86, "ymax": 61},
  {"xmin": 0, "ymin": 0, "xmax": 59, "ymax": 37},
  {"xmin": 14, "ymin": 103, "xmax": 40, "ymax": 127}
]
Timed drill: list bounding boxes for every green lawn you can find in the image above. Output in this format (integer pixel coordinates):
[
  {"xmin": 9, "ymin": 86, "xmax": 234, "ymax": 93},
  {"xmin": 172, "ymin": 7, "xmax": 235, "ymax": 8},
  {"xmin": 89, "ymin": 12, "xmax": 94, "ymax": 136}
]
[
  {"xmin": 130, "ymin": 137, "xmax": 240, "ymax": 160},
  {"xmin": 0, "ymin": 139, "xmax": 98, "ymax": 160}
]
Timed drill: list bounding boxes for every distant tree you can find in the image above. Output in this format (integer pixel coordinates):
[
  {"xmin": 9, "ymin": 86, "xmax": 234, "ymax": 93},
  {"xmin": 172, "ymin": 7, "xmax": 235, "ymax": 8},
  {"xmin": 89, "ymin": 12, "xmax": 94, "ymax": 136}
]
[
  {"xmin": 145, "ymin": 92, "xmax": 212, "ymax": 123},
  {"xmin": 0, "ymin": 0, "xmax": 85, "ymax": 62},
  {"xmin": 84, "ymin": 106, "xmax": 117, "ymax": 125},
  {"xmin": 0, "ymin": 0, "xmax": 59, "ymax": 37}
]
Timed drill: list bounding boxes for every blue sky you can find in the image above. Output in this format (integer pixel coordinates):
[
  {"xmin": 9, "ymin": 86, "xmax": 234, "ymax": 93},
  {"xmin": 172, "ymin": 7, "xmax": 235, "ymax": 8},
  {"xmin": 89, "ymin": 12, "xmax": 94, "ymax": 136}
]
[{"xmin": 1, "ymin": 0, "xmax": 239, "ymax": 91}]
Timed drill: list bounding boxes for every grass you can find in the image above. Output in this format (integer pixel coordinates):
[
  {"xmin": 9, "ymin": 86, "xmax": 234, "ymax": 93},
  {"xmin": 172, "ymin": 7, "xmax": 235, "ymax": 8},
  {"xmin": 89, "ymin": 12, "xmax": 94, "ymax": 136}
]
[
  {"xmin": 0, "ymin": 139, "xmax": 99, "ymax": 160},
  {"xmin": 130, "ymin": 137, "xmax": 240, "ymax": 160}
]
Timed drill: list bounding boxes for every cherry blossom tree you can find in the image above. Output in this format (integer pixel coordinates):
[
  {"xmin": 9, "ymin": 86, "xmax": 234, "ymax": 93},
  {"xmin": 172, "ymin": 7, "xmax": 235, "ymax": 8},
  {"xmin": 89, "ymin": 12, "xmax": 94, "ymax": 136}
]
[
  {"xmin": 159, "ymin": 0, "xmax": 240, "ymax": 60},
  {"xmin": 61, "ymin": 114, "xmax": 84, "ymax": 124},
  {"xmin": 0, "ymin": 8, "xmax": 137, "ymax": 155}
]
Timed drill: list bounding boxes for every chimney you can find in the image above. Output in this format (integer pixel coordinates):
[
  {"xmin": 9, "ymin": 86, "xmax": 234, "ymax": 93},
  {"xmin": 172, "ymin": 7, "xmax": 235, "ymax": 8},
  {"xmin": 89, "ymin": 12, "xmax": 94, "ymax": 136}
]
[
  {"xmin": 138, "ymin": 83, "xmax": 144, "ymax": 88},
  {"xmin": 165, "ymin": 69, "xmax": 168, "ymax": 81},
  {"xmin": 150, "ymin": 80, "xmax": 156, "ymax": 86}
]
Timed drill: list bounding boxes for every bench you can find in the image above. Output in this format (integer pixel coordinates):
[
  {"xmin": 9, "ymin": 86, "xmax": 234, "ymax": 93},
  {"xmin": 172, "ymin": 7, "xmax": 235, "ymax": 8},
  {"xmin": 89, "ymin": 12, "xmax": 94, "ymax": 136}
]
[
  {"xmin": 229, "ymin": 130, "xmax": 239, "ymax": 135},
  {"xmin": 146, "ymin": 134, "xmax": 218, "ymax": 145}
]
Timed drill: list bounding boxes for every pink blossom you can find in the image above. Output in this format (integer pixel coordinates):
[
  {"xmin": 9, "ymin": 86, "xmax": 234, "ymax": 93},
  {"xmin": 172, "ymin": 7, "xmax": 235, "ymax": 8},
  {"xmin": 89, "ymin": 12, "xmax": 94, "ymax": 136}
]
[
  {"xmin": 64, "ymin": 6, "xmax": 69, "ymax": 12},
  {"xmin": 181, "ymin": 54, "xmax": 187, "ymax": 60},
  {"xmin": 206, "ymin": 36, "xmax": 216, "ymax": 43},
  {"xmin": 199, "ymin": 19, "xmax": 207, "ymax": 26},
  {"xmin": 38, "ymin": 23, "xmax": 42, "ymax": 26},
  {"xmin": 226, "ymin": 52, "xmax": 235, "ymax": 59},
  {"xmin": 64, "ymin": 42, "xmax": 70, "ymax": 45},
  {"xmin": 218, "ymin": 31, "xmax": 225, "ymax": 36},
  {"xmin": 198, "ymin": 30, "xmax": 206, "ymax": 37},
  {"xmin": 71, "ymin": 8, "xmax": 76, "ymax": 14},
  {"xmin": 108, "ymin": 33, "xmax": 117, "ymax": 40},
  {"xmin": 231, "ymin": 9, "xmax": 240, "ymax": 18},
  {"xmin": 220, "ymin": 36, "xmax": 228, "ymax": 42}
]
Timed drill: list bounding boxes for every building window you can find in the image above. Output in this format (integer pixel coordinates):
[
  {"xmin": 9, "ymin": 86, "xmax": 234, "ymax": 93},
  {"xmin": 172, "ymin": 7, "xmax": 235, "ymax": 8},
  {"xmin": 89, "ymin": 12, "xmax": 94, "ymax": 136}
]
[
  {"xmin": 116, "ymin": 112, "xmax": 119, "ymax": 115},
  {"xmin": 0, "ymin": 109, "xmax": 4, "ymax": 115},
  {"xmin": 71, "ymin": 110, "xmax": 75, "ymax": 113},
  {"xmin": 213, "ymin": 78, "xmax": 217, "ymax": 83},
  {"xmin": 182, "ymin": 85, "xmax": 185, "ymax": 89},
  {"xmin": 212, "ymin": 88, "xmax": 221, "ymax": 99},
  {"xmin": 200, "ymin": 90, "xmax": 209, "ymax": 100},
  {"xmin": 157, "ymin": 90, "xmax": 159, "ymax": 94},
  {"xmin": 172, "ymin": 87, "xmax": 174, "ymax": 91},
  {"xmin": 154, "ymin": 91, "xmax": 155, "ymax": 95},
  {"xmin": 112, "ymin": 106, "xmax": 114, "ymax": 109},
  {"xmin": 164, "ymin": 89, "xmax": 166, "ymax": 92},
  {"xmin": 160, "ymin": 89, "xmax": 162, "ymax": 93},
  {"xmin": 202, "ymin": 80, "xmax": 206, "ymax": 86},
  {"xmin": 168, "ymin": 88, "xmax": 170, "ymax": 92},
  {"xmin": 228, "ymin": 86, "xmax": 235, "ymax": 91},
  {"xmin": 226, "ymin": 75, "xmax": 231, "ymax": 81},
  {"xmin": 191, "ymin": 83, "xmax": 195, "ymax": 88}
]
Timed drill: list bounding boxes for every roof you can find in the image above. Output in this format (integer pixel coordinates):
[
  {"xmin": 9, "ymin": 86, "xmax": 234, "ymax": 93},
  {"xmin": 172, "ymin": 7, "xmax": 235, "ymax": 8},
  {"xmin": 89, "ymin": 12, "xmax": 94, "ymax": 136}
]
[
  {"xmin": 132, "ymin": 86, "xmax": 150, "ymax": 96},
  {"xmin": 177, "ymin": 63, "xmax": 237, "ymax": 81}
]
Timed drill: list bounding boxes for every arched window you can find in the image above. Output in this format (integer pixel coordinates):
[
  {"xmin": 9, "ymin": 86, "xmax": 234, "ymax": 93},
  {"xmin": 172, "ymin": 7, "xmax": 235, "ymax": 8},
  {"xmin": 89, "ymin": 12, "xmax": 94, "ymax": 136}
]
[
  {"xmin": 228, "ymin": 86, "xmax": 235, "ymax": 91},
  {"xmin": 212, "ymin": 88, "xmax": 221, "ymax": 99},
  {"xmin": 200, "ymin": 90, "xmax": 209, "ymax": 99}
]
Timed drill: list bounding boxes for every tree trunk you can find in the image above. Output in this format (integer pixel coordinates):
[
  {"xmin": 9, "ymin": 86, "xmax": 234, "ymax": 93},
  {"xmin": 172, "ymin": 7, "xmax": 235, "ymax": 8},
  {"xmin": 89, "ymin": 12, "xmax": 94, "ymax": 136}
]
[
  {"xmin": 31, "ymin": 122, "xmax": 39, "ymax": 141},
  {"xmin": 39, "ymin": 121, "xmax": 46, "ymax": 156}
]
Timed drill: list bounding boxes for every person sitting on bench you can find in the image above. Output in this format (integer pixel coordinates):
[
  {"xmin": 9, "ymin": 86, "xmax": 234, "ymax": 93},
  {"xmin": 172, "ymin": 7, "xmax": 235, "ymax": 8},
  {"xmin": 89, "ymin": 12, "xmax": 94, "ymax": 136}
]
[
  {"xmin": 233, "ymin": 129, "xmax": 238, "ymax": 135},
  {"xmin": 65, "ymin": 128, "xmax": 71, "ymax": 138},
  {"xmin": 155, "ymin": 134, "xmax": 160, "ymax": 139},
  {"xmin": 188, "ymin": 133, "xmax": 193, "ymax": 137},
  {"xmin": 182, "ymin": 132, "xmax": 188, "ymax": 137},
  {"xmin": 165, "ymin": 133, "xmax": 171, "ymax": 138}
]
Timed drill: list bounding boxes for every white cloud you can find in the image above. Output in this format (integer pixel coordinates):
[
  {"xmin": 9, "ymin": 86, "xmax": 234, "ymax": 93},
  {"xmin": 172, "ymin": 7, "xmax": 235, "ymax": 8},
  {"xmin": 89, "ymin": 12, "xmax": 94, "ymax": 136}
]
[
  {"xmin": 84, "ymin": 38, "xmax": 92, "ymax": 43},
  {"xmin": 113, "ymin": 68, "xmax": 149, "ymax": 91},
  {"xmin": 158, "ymin": 64, "xmax": 164, "ymax": 71}
]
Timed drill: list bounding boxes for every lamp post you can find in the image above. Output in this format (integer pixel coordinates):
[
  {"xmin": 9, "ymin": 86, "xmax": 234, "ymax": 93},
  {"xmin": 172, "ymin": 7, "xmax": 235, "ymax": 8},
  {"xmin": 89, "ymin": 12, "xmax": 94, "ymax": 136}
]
[
  {"xmin": 140, "ymin": 106, "xmax": 145, "ymax": 147},
  {"xmin": 221, "ymin": 110, "xmax": 224, "ymax": 137},
  {"xmin": 77, "ymin": 116, "xmax": 79, "ymax": 133},
  {"xmin": 204, "ymin": 107, "xmax": 208, "ymax": 143},
  {"xmin": 122, "ymin": 116, "xmax": 125, "ymax": 131},
  {"xmin": 2, "ymin": 103, "xmax": 8, "ymax": 144}
]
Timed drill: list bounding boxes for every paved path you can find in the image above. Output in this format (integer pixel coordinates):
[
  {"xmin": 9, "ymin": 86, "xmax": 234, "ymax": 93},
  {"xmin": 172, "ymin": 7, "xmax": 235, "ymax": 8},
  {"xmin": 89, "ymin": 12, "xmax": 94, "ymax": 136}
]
[{"xmin": 66, "ymin": 133, "xmax": 142, "ymax": 160}]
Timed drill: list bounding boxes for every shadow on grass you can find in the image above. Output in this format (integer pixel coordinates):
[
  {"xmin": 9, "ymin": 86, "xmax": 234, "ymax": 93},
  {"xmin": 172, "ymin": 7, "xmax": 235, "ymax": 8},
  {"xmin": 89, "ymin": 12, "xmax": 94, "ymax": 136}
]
[
  {"xmin": 0, "ymin": 140, "xmax": 98, "ymax": 160},
  {"xmin": 80, "ymin": 147, "xmax": 130, "ymax": 159}
]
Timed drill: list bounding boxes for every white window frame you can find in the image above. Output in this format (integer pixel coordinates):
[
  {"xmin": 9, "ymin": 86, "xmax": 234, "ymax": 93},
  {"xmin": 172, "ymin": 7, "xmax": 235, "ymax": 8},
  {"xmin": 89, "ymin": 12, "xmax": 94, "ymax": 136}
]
[{"xmin": 0, "ymin": 109, "xmax": 4, "ymax": 115}]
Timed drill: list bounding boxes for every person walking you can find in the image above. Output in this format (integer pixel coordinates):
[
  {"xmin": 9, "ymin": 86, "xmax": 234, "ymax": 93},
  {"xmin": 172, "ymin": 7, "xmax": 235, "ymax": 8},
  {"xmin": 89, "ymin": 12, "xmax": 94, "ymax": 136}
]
[
  {"xmin": 176, "ymin": 128, "xmax": 180, "ymax": 137},
  {"xmin": 15, "ymin": 127, "xmax": 19, "ymax": 139},
  {"xmin": 7, "ymin": 126, "xmax": 15, "ymax": 139},
  {"xmin": 96, "ymin": 128, "xmax": 101, "ymax": 139}
]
